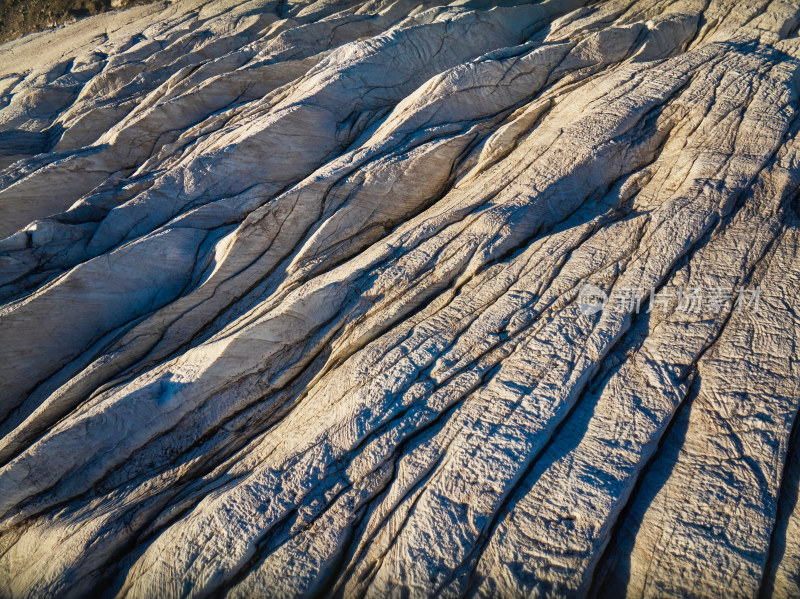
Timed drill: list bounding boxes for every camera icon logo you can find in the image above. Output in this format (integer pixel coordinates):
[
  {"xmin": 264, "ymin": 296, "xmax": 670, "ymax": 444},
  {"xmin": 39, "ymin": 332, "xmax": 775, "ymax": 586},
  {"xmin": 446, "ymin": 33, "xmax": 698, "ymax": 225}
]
[{"xmin": 578, "ymin": 284, "xmax": 608, "ymax": 315}]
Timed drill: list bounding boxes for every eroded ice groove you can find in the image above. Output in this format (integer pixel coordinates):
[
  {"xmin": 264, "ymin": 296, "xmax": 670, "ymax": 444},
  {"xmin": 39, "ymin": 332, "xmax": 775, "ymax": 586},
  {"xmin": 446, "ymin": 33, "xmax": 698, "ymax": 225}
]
[{"xmin": 1, "ymin": 0, "xmax": 800, "ymax": 597}]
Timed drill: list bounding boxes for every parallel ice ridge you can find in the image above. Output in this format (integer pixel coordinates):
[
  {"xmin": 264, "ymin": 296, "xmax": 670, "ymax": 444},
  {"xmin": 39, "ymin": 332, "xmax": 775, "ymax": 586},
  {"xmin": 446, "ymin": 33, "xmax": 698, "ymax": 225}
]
[{"xmin": 1, "ymin": 0, "xmax": 800, "ymax": 597}]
